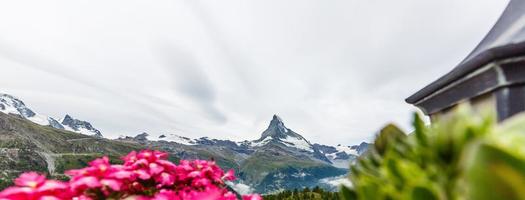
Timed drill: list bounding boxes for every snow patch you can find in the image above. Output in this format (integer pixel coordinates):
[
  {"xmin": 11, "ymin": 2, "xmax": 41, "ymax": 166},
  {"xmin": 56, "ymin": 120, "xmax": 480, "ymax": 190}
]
[
  {"xmin": 324, "ymin": 145, "xmax": 359, "ymax": 168},
  {"xmin": 0, "ymin": 94, "xmax": 51, "ymax": 126},
  {"xmin": 62, "ymin": 122, "xmax": 100, "ymax": 137},
  {"xmin": 226, "ymin": 182, "xmax": 254, "ymax": 195},
  {"xmin": 77, "ymin": 127, "xmax": 100, "ymax": 137},
  {"xmin": 236, "ymin": 140, "xmax": 252, "ymax": 146},
  {"xmin": 291, "ymin": 172, "xmax": 308, "ymax": 178},
  {"xmin": 320, "ymin": 175, "xmax": 353, "ymax": 188},
  {"xmin": 27, "ymin": 114, "xmax": 51, "ymax": 126},
  {"xmin": 153, "ymin": 134, "xmax": 197, "ymax": 145},
  {"xmin": 335, "ymin": 145, "xmax": 359, "ymax": 156},
  {"xmin": 281, "ymin": 136, "xmax": 313, "ymax": 152},
  {"xmin": 329, "ymin": 159, "xmax": 352, "ymax": 169},
  {"xmin": 251, "ymin": 137, "xmax": 272, "ymax": 147},
  {"xmin": 0, "ymin": 103, "xmax": 18, "ymax": 115}
]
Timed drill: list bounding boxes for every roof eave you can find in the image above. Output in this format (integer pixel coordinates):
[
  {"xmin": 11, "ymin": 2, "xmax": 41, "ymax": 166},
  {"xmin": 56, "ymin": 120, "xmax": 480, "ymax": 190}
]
[{"xmin": 406, "ymin": 41, "xmax": 525, "ymax": 105}]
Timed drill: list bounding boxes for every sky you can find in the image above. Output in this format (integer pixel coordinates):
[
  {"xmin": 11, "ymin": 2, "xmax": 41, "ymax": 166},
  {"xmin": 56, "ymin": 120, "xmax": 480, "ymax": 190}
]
[{"xmin": 0, "ymin": 0, "xmax": 510, "ymax": 145}]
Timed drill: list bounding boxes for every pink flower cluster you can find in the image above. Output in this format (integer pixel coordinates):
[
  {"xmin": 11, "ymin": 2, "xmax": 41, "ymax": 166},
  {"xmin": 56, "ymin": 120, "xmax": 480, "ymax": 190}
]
[{"xmin": 0, "ymin": 150, "xmax": 262, "ymax": 200}]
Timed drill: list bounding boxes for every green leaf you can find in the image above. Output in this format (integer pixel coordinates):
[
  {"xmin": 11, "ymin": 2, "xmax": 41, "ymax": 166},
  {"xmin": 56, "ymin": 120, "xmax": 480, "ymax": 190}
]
[
  {"xmin": 340, "ymin": 186, "xmax": 357, "ymax": 200},
  {"xmin": 410, "ymin": 186, "xmax": 438, "ymax": 200},
  {"xmin": 497, "ymin": 112, "xmax": 525, "ymax": 134},
  {"xmin": 465, "ymin": 143, "xmax": 525, "ymax": 200},
  {"xmin": 375, "ymin": 124, "xmax": 406, "ymax": 155},
  {"xmin": 385, "ymin": 159, "xmax": 404, "ymax": 188},
  {"xmin": 413, "ymin": 113, "xmax": 428, "ymax": 147}
]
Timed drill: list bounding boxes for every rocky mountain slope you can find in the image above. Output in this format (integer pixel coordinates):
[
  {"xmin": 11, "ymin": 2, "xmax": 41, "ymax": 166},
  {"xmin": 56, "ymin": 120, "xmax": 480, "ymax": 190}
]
[
  {"xmin": 60, "ymin": 114, "xmax": 103, "ymax": 137},
  {"xmin": 314, "ymin": 142, "xmax": 370, "ymax": 168},
  {"xmin": 0, "ymin": 94, "xmax": 103, "ymax": 137}
]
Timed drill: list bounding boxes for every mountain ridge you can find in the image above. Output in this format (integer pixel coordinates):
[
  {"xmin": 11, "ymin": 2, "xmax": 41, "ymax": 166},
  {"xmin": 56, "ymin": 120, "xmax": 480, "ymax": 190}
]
[
  {"xmin": 0, "ymin": 94, "xmax": 103, "ymax": 137},
  {"xmin": 0, "ymin": 93, "xmax": 370, "ymax": 193},
  {"xmin": 120, "ymin": 114, "xmax": 370, "ymax": 192},
  {"xmin": 128, "ymin": 115, "xmax": 368, "ymax": 169}
]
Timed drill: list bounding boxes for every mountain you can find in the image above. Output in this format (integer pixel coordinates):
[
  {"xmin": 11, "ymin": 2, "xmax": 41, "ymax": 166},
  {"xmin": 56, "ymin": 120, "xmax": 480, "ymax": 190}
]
[
  {"xmin": 121, "ymin": 115, "xmax": 369, "ymax": 193},
  {"xmin": 0, "ymin": 93, "xmax": 370, "ymax": 193},
  {"xmin": 0, "ymin": 94, "xmax": 62, "ymax": 129},
  {"xmin": 247, "ymin": 115, "xmax": 333, "ymax": 164},
  {"xmin": 0, "ymin": 94, "xmax": 103, "ymax": 137},
  {"xmin": 312, "ymin": 142, "xmax": 371, "ymax": 168},
  {"xmin": 350, "ymin": 142, "xmax": 370, "ymax": 155},
  {"xmin": 61, "ymin": 114, "xmax": 103, "ymax": 137},
  {"xmin": 252, "ymin": 115, "xmax": 317, "ymax": 153},
  {"xmin": 0, "ymin": 111, "xmax": 142, "ymax": 189}
]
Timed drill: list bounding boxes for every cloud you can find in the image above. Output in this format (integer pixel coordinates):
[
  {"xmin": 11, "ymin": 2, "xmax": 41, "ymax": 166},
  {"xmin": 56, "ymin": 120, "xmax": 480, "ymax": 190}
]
[
  {"xmin": 155, "ymin": 43, "xmax": 227, "ymax": 124},
  {"xmin": 0, "ymin": 40, "xmax": 101, "ymax": 90},
  {"xmin": 183, "ymin": 0, "xmax": 263, "ymax": 96},
  {"xmin": 0, "ymin": 39, "xmax": 186, "ymax": 133},
  {"xmin": 0, "ymin": 0, "xmax": 510, "ymax": 145}
]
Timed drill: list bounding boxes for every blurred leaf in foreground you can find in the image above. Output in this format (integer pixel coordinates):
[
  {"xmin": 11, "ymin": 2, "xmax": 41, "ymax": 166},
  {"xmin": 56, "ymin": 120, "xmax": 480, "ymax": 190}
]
[{"xmin": 343, "ymin": 105, "xmax": 525, "ymax": 200}]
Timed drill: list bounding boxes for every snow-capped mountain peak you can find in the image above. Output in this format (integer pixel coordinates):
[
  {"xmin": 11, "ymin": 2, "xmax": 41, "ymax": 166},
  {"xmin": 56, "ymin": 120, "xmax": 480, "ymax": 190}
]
[
  {"xmin": 262, "ymin": 115, "xmax": 293, "ymax": 139},
  {"xmin": 117, "ymin": 114, "xmax": 370, "ymax": 169},
  {"xmin": 261, "ymin": 115, "xmax": 305, "ymax": 139},
  {"xmin": 350, "ymin": 142, "xmax": 371, "ymax": 155},
  {"xmin": 0, "ymin": 94, "xmax": 63, "ymax": 129},
  {"xmin": 0, "ymin": 94, "xmax": 35, "ymax": 118},
  {"xmin": 0, "ymin": 93, "xmax": 104, "ymax": 137},
  {"xmin": 61, "ymin": 114, "xmax": 103, "ymax": 138},
  {"xmin": 253, "ymin": 115, "xmax": 314, "ymax": 152}
]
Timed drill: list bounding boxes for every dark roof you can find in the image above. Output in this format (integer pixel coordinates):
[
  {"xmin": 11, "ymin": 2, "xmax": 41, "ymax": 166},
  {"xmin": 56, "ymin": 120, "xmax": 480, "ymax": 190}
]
[{"xmin": 406, "ymin": 0, "xmax": 525, "ymax": 104}]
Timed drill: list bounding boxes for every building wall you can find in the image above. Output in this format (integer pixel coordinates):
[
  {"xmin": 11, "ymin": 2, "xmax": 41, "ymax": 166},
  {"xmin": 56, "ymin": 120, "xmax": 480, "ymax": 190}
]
[
  {"xmin": 430, "ymin": 92, "xmax": 497, "ymax": 122},
  {"xmin": 412, "ymin": 57, "xmax": 525, "ymax": 123}
]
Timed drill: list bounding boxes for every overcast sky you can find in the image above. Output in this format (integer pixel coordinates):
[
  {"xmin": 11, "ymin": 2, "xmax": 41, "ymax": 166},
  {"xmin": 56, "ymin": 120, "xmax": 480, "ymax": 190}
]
[{"xmin": 0, "ymin": 0, "xmax": 509, "ymax": 145}]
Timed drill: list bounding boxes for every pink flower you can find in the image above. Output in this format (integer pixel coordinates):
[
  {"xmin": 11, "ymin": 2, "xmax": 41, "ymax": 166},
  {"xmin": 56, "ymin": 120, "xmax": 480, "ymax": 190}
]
[
  {"xmin": 223, "ymin": 192, "xmax": 237, "ymax": 199},
  {"xmin": 156, "ymin": 160, "xmax": 177, "ymax": 171},
  {"xmin": 187, "ymin": 187, "xmax": 224, "ymax": 200},
  {"xmin": 133, "ymin": 169, "xmax": 151, "ymax": 180},
  {"xmin": 242, "ymin": 194, "xmax": 263, "ymax": 200},
  {"xmin": 192, "ymin": 177, "xmax": 211, "ymax": 187},
  {"xmin": 37, "ymin": 180, "xmax": 69, "ymax": 198},
  {"xmin": 69, "ymin": 176, "xmax": 101, "ymax": 192},
  {"xmin": 1, "ymin": 150, "xmax": 261, "ymax": 200},
  {"xmin": 0, "ymin": 187, "xmax": 34, "ymax": 199},
  {"xmin": 223, "ymin": 169, "xmax": 236, "ymax": 181},
  {"xmin": 134, "ymin": 150, "xmax": 167, "ymax": 163},
  {"xmin": 100, "ymin": 179, "xmax": 122, "ymax": 191},
  {"xmin": 151, "ymin": 190, "xmax": 180, "ymax": 200},
  {"xmin": 14, "ymin": 172, "xmax": 46, "ymax": 188},
  {"xmin": 188, "ymin": 170, "xmax": 203, "ymax": 178},
  {"xmin": 108, "ymin": 169, "xmax": 134, "ymax": 180},
  {"xmin": 37, "ymin": 196, "xmax": 62, "ymax": 200},
  {"xmin": 148, "ymin": 163, "xmax": 164, "ymax": 175},
  {"xmin": 154, "ymin": 172, "xmax": 175, "ymax": 186},
  {"xmin": 122, "ymin": 151, "xmax": 138, "ymax": 164},
  {"xmin": 37, "ymin": 180, "xmax": 68, "ymax": 192},
  {"xmin": 72, "ymin": 195, "xmax": 94, "ymax": 200},
  {"xmin": 0, "ymin": 172, "xmax": 70, "ymax": 200}
]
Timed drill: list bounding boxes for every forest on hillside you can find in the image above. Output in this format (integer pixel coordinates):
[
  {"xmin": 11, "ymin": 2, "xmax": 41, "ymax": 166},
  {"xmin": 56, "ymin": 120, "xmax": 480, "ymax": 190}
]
[{"xmin": 263, "ymin": 186, "xmax": 340, "ymax": 200}]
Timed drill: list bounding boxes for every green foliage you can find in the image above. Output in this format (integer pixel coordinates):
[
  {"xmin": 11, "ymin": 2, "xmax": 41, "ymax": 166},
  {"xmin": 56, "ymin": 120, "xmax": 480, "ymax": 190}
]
[
  {"xmin": 264, "ymin": 187, "xmax": 340, "ymax": 200},
  {"xmin": 342, "ymin": 106, "xmax": 525, "ymax": 200}
]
